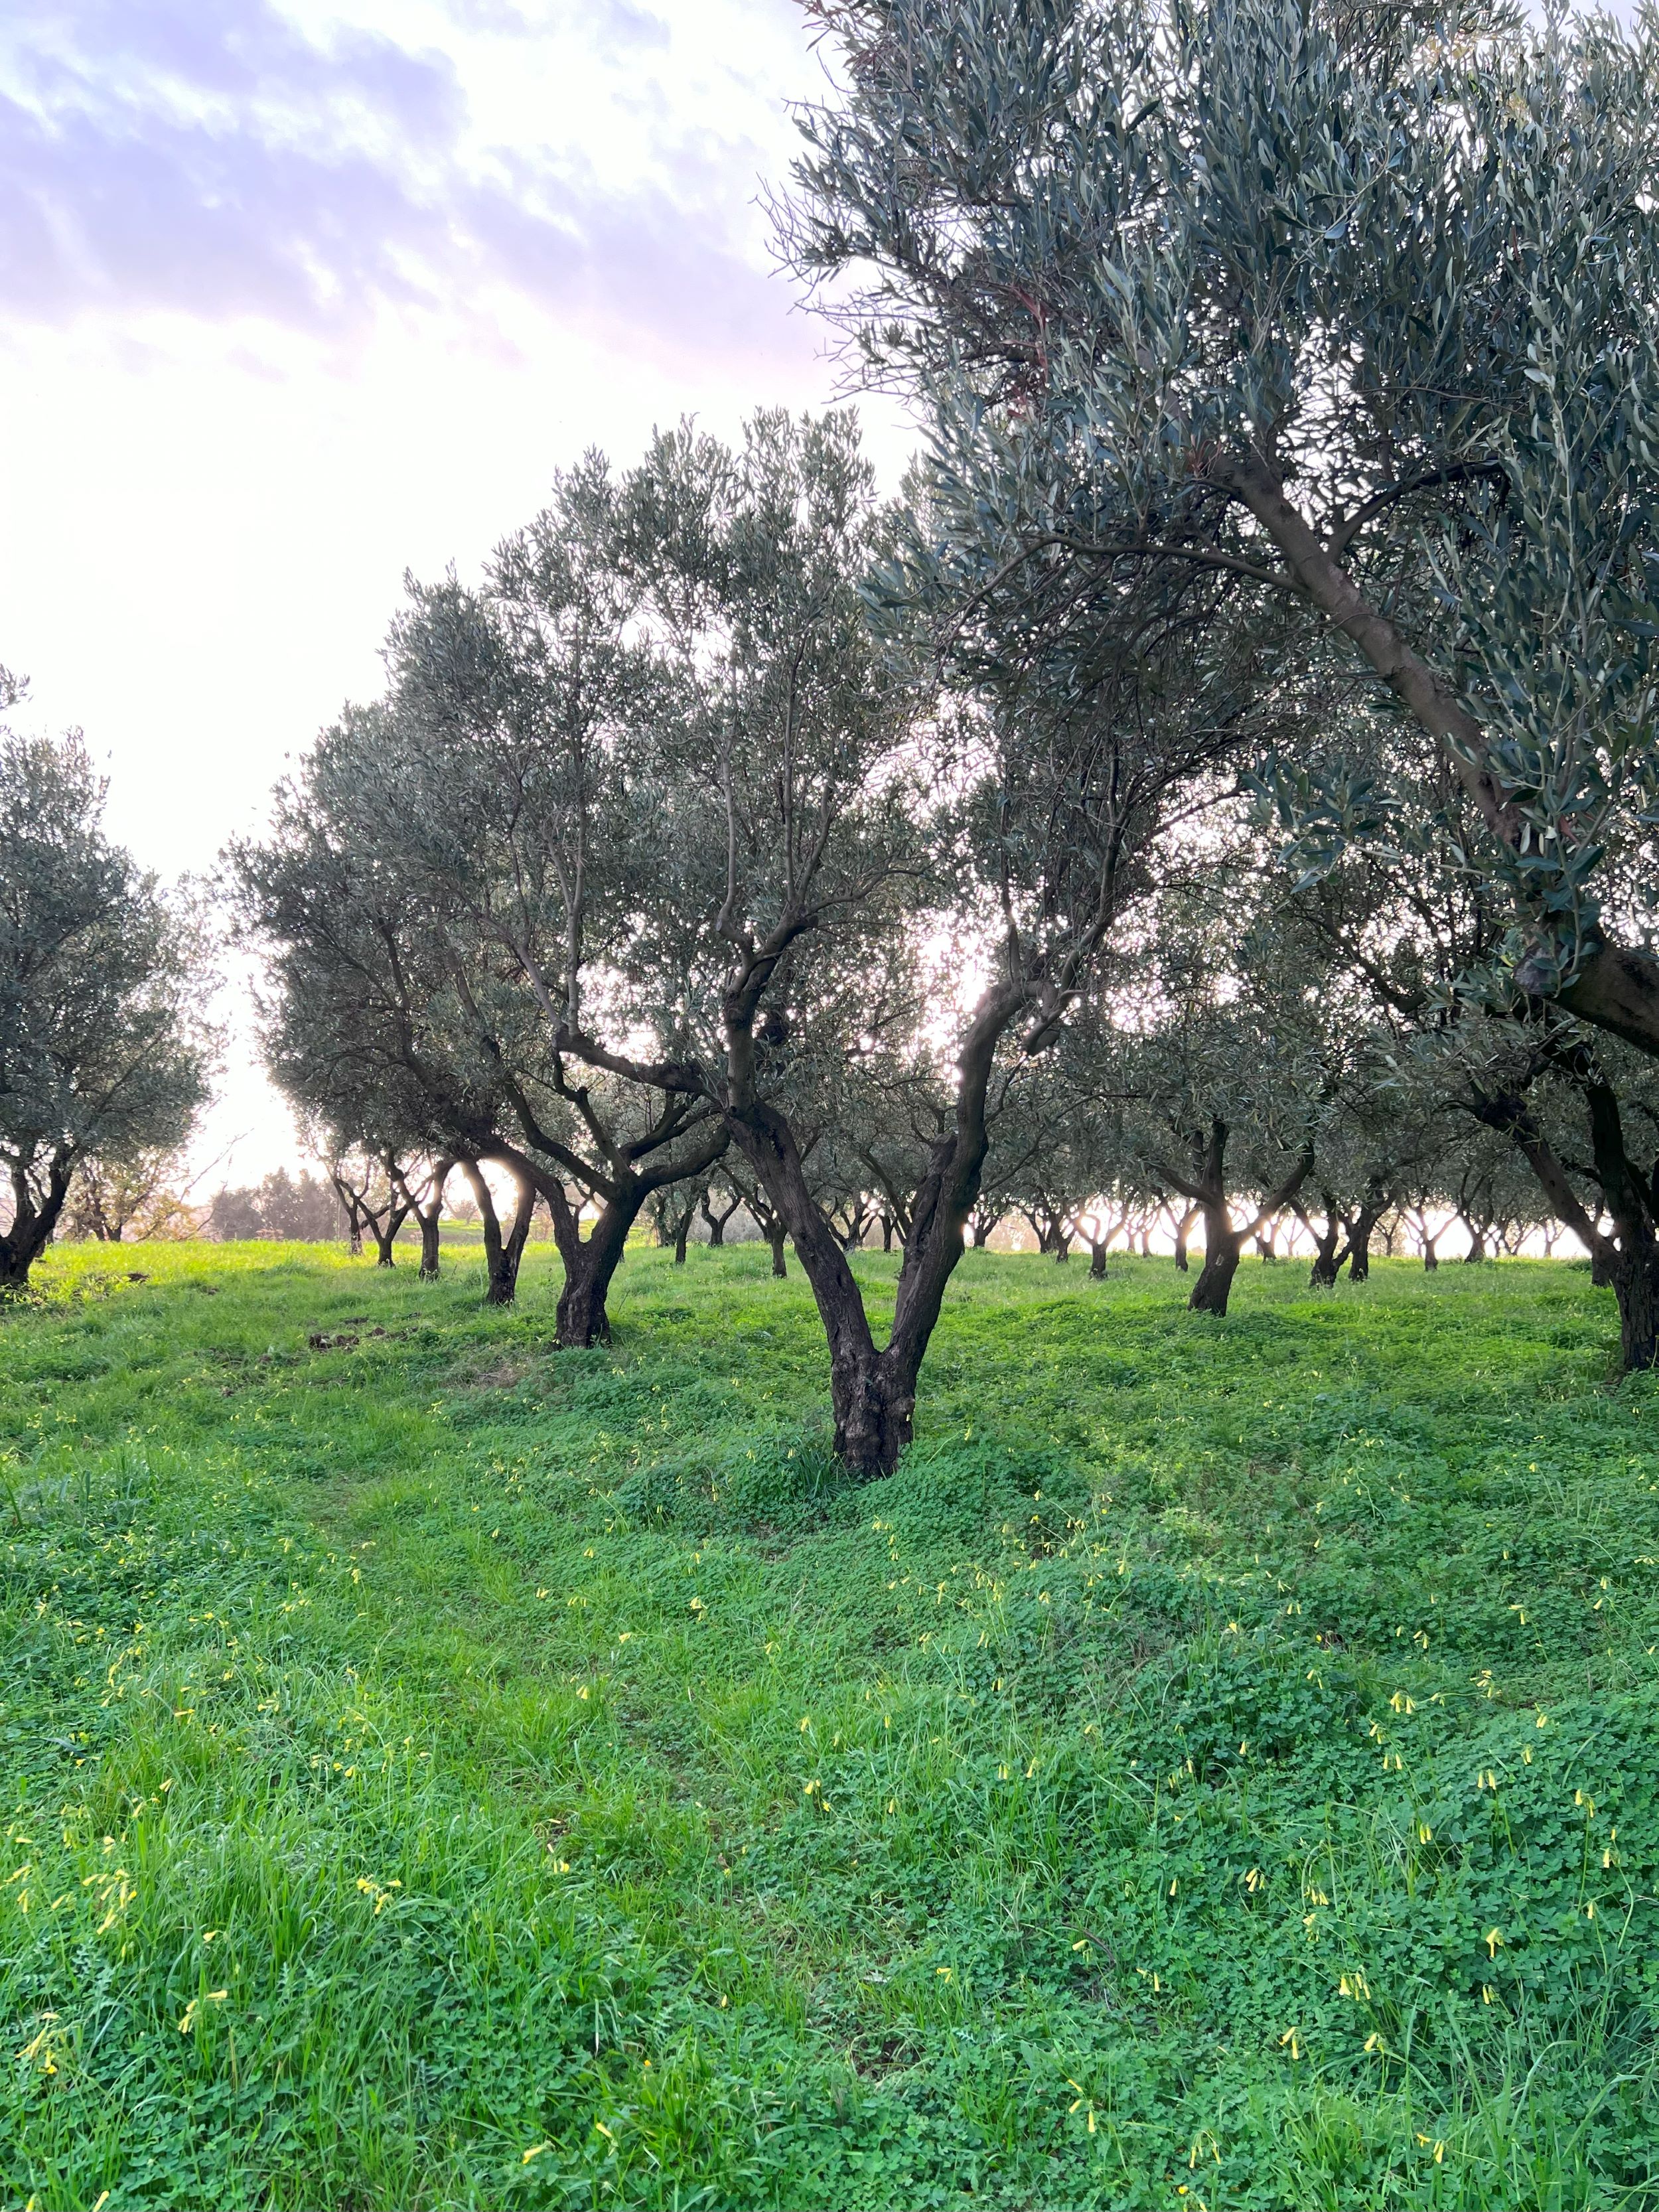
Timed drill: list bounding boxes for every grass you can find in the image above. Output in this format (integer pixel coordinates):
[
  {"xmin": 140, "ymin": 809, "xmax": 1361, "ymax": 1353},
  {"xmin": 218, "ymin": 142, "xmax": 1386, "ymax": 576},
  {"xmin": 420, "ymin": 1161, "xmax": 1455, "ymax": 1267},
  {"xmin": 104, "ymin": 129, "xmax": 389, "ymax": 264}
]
[{"xmin": 3, "ymin": 1238, "xmax": 1658, "ymax": 2210}]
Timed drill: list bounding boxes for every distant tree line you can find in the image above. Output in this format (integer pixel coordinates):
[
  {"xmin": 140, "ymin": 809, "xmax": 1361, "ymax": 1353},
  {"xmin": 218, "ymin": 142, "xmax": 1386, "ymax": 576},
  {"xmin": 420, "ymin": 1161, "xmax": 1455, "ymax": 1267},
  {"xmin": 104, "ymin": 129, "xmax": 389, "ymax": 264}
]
[{"xmin": 204, "ymin": 1169, "xmax": 346, "ymax": 1244}]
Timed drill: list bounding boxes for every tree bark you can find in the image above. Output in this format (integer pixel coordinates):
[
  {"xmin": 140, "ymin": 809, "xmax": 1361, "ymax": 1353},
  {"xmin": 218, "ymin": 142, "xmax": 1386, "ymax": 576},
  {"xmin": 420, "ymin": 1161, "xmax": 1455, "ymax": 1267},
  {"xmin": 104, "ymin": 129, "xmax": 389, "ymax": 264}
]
[
  {"xmin": 326, "ymin": 1173, "xmax": 368, "ymax": 1255},
  {"xmin": 543, "ymin": 1183, "xmax": 634, "ymax": 1347},
  {"xmin": 701, "ymin": 1189, "xmax": 741, "ymax": 1247},
  {"xmin": 484, "ymin": 1112, "xmax": 725, "ymax": 1347},
  {"xmin": 465, "ymin": 1161, "xmax": 535, "ymax": 1306},
  {"xmin": 394, "ymin": 1158, "xmax": 451, "ymax": 1282},
  {"xmin": 0, "ymin": 1153, "xmax": 74, "ymax": 1295},
  {"xmin": 1304, "ymin": 1199, "xmax": 1343, "ymax": 1288},
  {"xmin": 1610, "ymin": 1240, "xmax": 1659, "ymax": 1371},
  {"xmin": 723, "ymin": 981, "xmax": 1028, "ymax": 1477},
  {"xmin": 1189, "ymin": 1209, "xmax": 1244, "ymax": 1313},
  {"xmin": 1346, "ymin": 1206, "xmax": 1388, "ymax": 1284},
  {"xmin": 1473, "ymin": 1066, "xmax": 1659, "ymax": 1372},
  {"xmin": 1156, "ymin": 1126, "xmax": 1312, "ymax": 1317}
]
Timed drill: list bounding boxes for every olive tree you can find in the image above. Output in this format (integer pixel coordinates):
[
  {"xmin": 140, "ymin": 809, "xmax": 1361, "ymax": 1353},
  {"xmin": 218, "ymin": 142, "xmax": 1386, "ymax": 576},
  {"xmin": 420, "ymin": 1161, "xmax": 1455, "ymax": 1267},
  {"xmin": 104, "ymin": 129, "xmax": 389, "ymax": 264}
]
[
  {"xmin": 1, "ymin": 692, "xmax": 212, "ymax": 1291},
  {"xmin": 1265, "ymin": 700, "xmax": 1659, "ymax": 1355},
  {"xmin": 575, "ymin": 411, "xmax": 1275, "ymax": 1473},
  {"xmin": 356, "ymin": 461, "xmax": 732, "ymax": 1343},
  {"xmin": 231, "ymin": 717, "xmax": 544, "ymax": 1299},
  {"xmin": 1082, "ymin": 887, "xmax": 1338, "ymax": 1313},
  {"xmin": 784, "ymin": 0, "xmax": 1659, "ymax": 1060}
]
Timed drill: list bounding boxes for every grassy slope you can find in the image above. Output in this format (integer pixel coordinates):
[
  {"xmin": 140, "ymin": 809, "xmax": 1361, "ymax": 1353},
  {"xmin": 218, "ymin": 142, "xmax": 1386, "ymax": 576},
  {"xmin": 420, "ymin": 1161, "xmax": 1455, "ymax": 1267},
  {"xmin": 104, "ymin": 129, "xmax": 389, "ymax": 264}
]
[{"xmin": 3, "ymin": 1241, "xmax": 1658, "ymax": 2211}]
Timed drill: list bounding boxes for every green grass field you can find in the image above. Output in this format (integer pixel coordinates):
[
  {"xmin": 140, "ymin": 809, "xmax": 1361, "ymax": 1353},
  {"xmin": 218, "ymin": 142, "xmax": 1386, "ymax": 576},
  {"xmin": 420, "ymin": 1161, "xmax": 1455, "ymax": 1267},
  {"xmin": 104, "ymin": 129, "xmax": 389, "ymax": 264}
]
[{"xmin": 3, "ymin": 1241, "xmax": 1658, "ymax": 2210}]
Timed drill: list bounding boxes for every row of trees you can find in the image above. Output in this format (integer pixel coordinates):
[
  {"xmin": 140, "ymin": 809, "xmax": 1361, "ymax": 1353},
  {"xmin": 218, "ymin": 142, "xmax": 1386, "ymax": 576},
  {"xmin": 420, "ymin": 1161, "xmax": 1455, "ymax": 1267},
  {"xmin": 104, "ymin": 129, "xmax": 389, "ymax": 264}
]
[
  {"xmin": 7, "ymin": 0, "xmax": 1658, "ymax": 1480},
  {"xmin": 228, "ymin": 0, "xmax": 1659, "ymax": 1473}
]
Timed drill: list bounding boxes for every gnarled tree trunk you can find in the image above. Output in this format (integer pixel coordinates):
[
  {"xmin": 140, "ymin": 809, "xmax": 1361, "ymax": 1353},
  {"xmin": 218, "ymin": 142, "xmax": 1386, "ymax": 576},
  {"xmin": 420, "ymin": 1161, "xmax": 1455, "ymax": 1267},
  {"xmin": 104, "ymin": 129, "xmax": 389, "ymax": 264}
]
[
  {"xmin": 723, "ymin": 982, "xmax": 1029, "ymax": 1478},
  {"xmin": 1476, "ymin": 1065, "xmax": 1659, "ymax": 1374},
  {"xmin": 1301, "ymin": 1197, "xmax": 1344, "ymax": 1289},
  {"xmin": 1157, "ymin": 1124, "xmax": 1313, "ymax": 1319},
  {"xmin": 0, "ymin": 1152, "xmax": 72, "ymax": 1295},
  {"xmin": 1189, "ymin": 1206, "xmax": 1245, "ymax": 1313},
  {"xmin": 394, "ymin": 1158, "xmax": 452, "ymax": 1282},
  {"xmin": 465, "ymin": 1161, "xmax": 536, "ymax": 1306},
  {"xmin": 544, "ymin": 1183, "xmax": 636, "ymax": 1347},
  {"xmin": 701, "ymin": 1187, "xmax": 741, "ymax": 1246}
]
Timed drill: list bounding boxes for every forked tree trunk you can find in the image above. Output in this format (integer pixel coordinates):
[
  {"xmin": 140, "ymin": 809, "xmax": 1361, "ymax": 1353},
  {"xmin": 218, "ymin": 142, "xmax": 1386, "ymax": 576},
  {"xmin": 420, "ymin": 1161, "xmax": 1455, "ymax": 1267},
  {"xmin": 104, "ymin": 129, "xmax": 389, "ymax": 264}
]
[
  {"xmin": 490, "ymin": 1118, "xmax": 725, "ymax": 1347},
  {"xmin": 395, "ymin": 1159, "xmax": 451, "ymax": 1282},
  {"xmin": 1163, "ymin": 1125, "xmax": 1313, "ymax": 1318},
  {"xmin": 1305, "ymin": 1203, "xmax": 1344, "ymax": 1288},
  {"xmin": 465, "ymin": 1162, "xmax": 535, "ymax": 1306},
  {"xmin": 766, "ymin": 1224, "xmax": 788, "ymax": 1278},
  {"xmin": 835, "ymin": 1203, "xmax": 871, "ymax": 1251},
  {"xmin": 1477, "ymin": 1068, "xmax": 1659, "ymax": 1376},
  {"xmin": 327, "ymin": 1175, "xmax": 368, "ymax": 1255},
  {"xmin": 545, "ymin": 1185, "xmax": 636, "ymax": 1347},
  {"xmin": 701, "ymin": 1190, "xmax": 741, "ymax": 1247},
  {"xmin": 659, "ymin": 1184, "xmax": 702, "ymax": 1266},
  {"xmin": 881, "ymin": 1215, "xmax": 896, "ymax": 1252},
  {"xmin": 722, "ymin": 982, "xmax": 1029, "ymax": 1479}
]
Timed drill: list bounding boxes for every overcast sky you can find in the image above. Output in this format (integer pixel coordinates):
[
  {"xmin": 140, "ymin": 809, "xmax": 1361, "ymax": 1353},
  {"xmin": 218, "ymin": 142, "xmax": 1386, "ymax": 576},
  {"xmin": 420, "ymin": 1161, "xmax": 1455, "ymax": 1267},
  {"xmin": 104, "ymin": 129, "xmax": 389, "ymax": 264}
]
[{"xmin": 0, "ymin": 0, "xmax": 907, "ymax": 1180}]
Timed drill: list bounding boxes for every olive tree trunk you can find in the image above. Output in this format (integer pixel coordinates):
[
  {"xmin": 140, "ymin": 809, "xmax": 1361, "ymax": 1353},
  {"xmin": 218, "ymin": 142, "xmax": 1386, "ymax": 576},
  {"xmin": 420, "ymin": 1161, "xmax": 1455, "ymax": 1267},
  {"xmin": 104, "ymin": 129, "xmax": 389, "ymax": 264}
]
[
  {"xmin": 1158, "ymin": 1125, "xmax": 1314, "ymax": 1319},
  {"xmin": 464, "ymin": 1161, "xmax": 536, "ymax": 1306},
  {"xmin": 0, "ymin": 1153, "xmax": 72, "ymax": 1295},
  {"xmin": 723, "ymin": 984, "xmax": 1027, "ymax": 1479}
]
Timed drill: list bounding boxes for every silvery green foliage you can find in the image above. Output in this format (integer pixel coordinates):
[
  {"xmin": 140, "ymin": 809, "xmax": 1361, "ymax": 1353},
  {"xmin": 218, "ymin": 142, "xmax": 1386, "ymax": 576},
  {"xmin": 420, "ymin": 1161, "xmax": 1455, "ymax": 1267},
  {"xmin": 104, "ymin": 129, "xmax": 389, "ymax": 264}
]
[
  {"xmin": 0, "ymin": 705, "xmax": 212, "ymax": 1280},
  {"xmin": 786, "ymin": 0, "xmax": 1659, "ymax": 1013},
  {"xmin": 228, "ymin": 710, "xmax": 510, "ymax": 1172}
]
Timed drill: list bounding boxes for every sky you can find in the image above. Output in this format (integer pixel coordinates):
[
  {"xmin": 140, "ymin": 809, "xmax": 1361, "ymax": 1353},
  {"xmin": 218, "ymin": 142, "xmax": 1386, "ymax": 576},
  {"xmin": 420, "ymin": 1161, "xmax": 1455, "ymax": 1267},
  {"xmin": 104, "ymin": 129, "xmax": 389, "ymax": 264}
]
[{"xmin": 0, "ymin": 0, "xmax": 909, "ymax": 1183}]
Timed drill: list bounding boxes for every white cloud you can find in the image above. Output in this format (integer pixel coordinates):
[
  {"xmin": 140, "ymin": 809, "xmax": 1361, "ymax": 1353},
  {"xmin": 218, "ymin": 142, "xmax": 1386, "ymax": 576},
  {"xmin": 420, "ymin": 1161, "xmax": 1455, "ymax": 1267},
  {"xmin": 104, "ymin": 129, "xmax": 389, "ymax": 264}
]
[{"xmin": 0, "ymin": 0, "xmax": 909, "ymax": 1183}]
